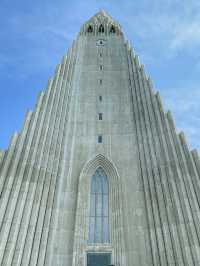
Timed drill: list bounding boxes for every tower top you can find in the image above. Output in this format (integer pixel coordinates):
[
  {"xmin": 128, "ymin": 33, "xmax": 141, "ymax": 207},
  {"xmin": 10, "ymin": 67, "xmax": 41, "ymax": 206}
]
[
  {"xmin": 88, "ymin": 10, "xmax": 117, "ymax": 24},
  {"xmin": 80, "ymin": 10, "xmax": 122, "ymax": 36}
]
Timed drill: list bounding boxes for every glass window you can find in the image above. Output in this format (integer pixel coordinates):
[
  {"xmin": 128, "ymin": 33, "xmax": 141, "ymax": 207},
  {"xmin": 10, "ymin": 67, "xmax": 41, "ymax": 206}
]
[
  {"xmin": 103, "ymin": 217, "xmax": 109, "ymax": 243},
  {"xmin": 103, "ymin": 195, "xmax": 108, "ymax": 216},
  {"xmin": 90, "ymin": 194, "xmax": 96, "ymax": 216},
  {"xmin": 99, "ymin": 96, "xmax": 102, "ymax": 102},
  {"xmin": 89, "ymin": 217, "xmax": 95, "ymax": 243},
  {"xmin": 99, "ymin": 24, "xmax": 104, "ymax": 33},
  {"xmin": 96, "ymin": 39, "xmax": 106, "ymax": 46},
  {"xmin": 99, "ymin": 113, "xmax": 103, "ymax": 120},
  {"xmin": 110, "ymin": 25, "xmax": 116, "ymax": 33},
  {"xmin": 87, "ymin": 253, "xmax": 111, "ymax": 266},
  {"xmin": 88, "ymin": 167, "xmax": 109, "ymax": 243},
  {"xmin": 87, "ymin": 25, "xmax": 93, "ymax": 33},
  {"xmin": 95, "ymin": 217, "xmax": 102, "ymax": 242},
  {"xmin": 98, "ymin": 135, "xmax": 102, "ymax": 143}
]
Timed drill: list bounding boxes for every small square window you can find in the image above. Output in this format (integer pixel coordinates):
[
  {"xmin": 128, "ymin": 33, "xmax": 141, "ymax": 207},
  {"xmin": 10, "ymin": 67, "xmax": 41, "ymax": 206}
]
[
  {"xmin": 99, "ymin": 96, "xmax": 102, "ymax": 101},
  {"xmin": 99, "ymin": 113, "xmax": 103, "ymax": 120},
  {"xmin": 98, "ymin": 135, "xmax": 102, "ymax": 143}
]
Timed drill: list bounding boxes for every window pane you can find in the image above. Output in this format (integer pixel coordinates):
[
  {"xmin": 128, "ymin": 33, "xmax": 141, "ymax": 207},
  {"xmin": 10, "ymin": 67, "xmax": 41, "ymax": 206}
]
[
  {"xmin": 87, "ymin": 253, "xmax": 111, "ymax": 265},
  {"xmin": 89, "ymin": 217, "xmax": 95, "ymax": 243},
  {"xmin": 95, "ymin": 217, "xmax": 102, "ymax": 243},
  {"xmin": 88, "ymin": 167, "xmax": 109, "ymax": 244},
  {"xmin": 96, "ymin": 194, "xmax": 102, "ymax": 217},
  {"xmin": 95, "ymin": 177, "xmax": 102, "ymax": 193},
  {"xmin": 103, "ymin": 217, "xmax": 109, "ymax": 242},
  {"xmin": 98, "ymin": 135, "xmax": 102, "ymax": 143},
  {"xmin": 97, "ymin": 168, "xmax": 103, "ymax": 177},
  {"xmin": 90, "ymin": 194, "xmax": 96, "ymax": 216},
  {"xmin": 99, "ymin": 113, "xmax": 103, "ymax": 120},
  {"xmin": 102, "ymin": 177, "xmax": 108, "ymax": 194},
  {"xmin": 91, "ymin": 177, "xmax": 96, "ymax": 193},
  {"xmin": 103, "ymin": 195, "xmax": 108, "ymax": 216}
]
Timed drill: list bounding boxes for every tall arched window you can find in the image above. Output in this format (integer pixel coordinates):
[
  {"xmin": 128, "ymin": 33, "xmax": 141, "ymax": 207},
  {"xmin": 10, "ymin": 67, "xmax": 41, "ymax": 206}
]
[
  {"xmin": 110, "ymin": 25, "xmax": 116, "ymax": 33},
  {"xmin": 99, "ymin": 24, "xmax": 104, "ymax": 33},
  {"xmin": 87, "ymin": 25, "xmax": 93, "ymax": 33},
  {"xmin": 88, "ymin": 167, "xmax": 109, "ymax": 244}
]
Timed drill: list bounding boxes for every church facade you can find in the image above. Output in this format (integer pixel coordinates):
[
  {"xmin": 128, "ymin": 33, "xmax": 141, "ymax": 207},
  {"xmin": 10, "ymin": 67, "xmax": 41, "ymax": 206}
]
[{"xmin": 0, "ymin": 11, "xmax": 200, "ymax": 266}]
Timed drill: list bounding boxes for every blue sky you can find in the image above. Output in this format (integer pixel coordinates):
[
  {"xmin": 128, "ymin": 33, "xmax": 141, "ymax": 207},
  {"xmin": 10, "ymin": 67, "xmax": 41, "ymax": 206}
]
[{"xmin": 0, "ymin": 0, "xmax": 200, "ymax": 150}]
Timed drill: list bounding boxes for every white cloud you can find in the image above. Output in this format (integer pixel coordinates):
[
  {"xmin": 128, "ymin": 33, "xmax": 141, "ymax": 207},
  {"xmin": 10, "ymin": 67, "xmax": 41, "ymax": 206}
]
[
  {"xmin": 1, "ymin": 0, "xmax": 200, "ymax": 150},
  {"xmin": 170, "ymin": 20, "xmax": 200, "ymax": 50},
  {"xmin": 120, "ymin": 0, "xmax": 200, "ymax": 59},
  {"xmin": 160, "ymin": 86, "xmax": 200, "ymax": 150}
]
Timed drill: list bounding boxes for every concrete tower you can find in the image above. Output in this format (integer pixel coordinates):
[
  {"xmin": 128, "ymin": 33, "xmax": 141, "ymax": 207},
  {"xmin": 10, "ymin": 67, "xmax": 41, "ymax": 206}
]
[{"xmin": 1, "ymin": 10, "xmax": 200, "ymax": 266}]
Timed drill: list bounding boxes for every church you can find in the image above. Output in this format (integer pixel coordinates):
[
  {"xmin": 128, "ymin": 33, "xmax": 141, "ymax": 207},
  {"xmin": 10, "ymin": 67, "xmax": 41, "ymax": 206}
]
[{"xmin": 0, "ymin": 10, "xmax": 200, "ymax": 266}]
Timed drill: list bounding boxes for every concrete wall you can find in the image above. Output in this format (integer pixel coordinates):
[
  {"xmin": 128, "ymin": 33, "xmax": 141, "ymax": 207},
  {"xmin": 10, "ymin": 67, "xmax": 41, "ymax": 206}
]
[{"xmin": 0, "ymin": 12, "xmax": 200, "ymax": 266}]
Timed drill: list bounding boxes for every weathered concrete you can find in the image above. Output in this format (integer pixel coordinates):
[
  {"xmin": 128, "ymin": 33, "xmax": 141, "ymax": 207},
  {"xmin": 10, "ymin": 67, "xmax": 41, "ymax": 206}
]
[{"xmin": 0, "ymin": 10, "xmax": 200, "ymax": 266}]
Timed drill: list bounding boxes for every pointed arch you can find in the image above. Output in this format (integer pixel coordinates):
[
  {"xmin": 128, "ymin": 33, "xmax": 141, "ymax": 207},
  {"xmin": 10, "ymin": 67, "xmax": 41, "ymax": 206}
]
[
  {"xmin": 110, "ymin": 25, "xmax": 116, "ymax": 33},
  {"xmin": 99, "ymin": 24, "xmax": 105, "ymax": 33},
  {"xmin": 80, "ymin": 154, "xmax": 120, "ymax": 183},
  {"xmin": 87, "ymin": 25, "xmax": 93, "ymax": 33},
  {"xmin": 89, "ymin": 167, "xmax": 109, "ymax": 243},
  {"xmin": 72, "ymin": 154, "xmax": 126, "ymax": 265}
]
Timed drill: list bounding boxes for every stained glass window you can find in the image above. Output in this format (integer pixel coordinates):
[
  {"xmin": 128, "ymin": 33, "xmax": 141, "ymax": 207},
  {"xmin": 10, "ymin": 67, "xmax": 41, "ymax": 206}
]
[{"xmin": 88, "ymin": 167, "xmax": 109, "ymax": 243}]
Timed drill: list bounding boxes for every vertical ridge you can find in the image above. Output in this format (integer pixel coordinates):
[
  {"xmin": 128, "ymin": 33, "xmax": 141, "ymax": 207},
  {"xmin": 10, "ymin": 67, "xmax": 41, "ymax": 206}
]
[
  {"xmin": 19, "ymin": 65, "xmax": 62, "ymax": 265},
  {"xmin": 44, "ymin": 41, "xmax": 78, "ymax": 266},
  {"xmin": 164, "ymin": 110, "xmax": 196, "ymax": 264},
  {"xmin": 140, "ymin": 65, "xmax": 177, "ymax": 265},
  {"xmin": 126, "ymin": 46, "xmax": 157, "ymax": 265},
  {"xmin": 146, "ymin": 78, "xmax": 187, "ymax": 265}
]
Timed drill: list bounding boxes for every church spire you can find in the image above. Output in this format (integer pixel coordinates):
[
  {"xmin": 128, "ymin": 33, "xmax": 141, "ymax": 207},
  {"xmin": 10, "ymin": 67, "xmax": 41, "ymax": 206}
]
[{"xmin": 80, "ymin": 10, "xmax": 122, "ymax": 35}]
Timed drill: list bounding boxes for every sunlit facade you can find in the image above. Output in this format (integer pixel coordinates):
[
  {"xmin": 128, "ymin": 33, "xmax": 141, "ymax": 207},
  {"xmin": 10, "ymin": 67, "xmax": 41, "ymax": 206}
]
[{"xmin": 0, "ymin": 10, "xmax": 200, "ymax": 266}]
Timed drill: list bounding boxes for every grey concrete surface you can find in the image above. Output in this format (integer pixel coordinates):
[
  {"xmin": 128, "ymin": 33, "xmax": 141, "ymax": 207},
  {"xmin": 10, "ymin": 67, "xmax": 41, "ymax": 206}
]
[{"xmin": 0, "ymin": 10, "xmax": 200, "ymax": 266}]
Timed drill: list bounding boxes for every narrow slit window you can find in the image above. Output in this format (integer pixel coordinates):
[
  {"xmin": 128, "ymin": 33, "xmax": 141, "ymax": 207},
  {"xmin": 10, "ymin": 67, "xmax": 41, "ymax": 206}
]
[
  {"xmin": 100, "ymin": 65, "xmax": 103, "ymax": 70},
  {"xmin": 110, "ymin": 25, "xmax": 116, "ymax": 33},
  {"xmin": 99, "ymin": 53, "xmax": 102, "ymax": 57},
  {"xmin": 87, "ymin": 25, "xmax": 93, "ymax": 33},
  {"xmin": 99, "ymin": 79, "xmax": 102, "ymax": 85},
  {"xmin": 99, "ymin": 96, "xmax": 102, "ymax": 102},
  {"xmin": 98, "ymin": 135, "xmax": 102, "ymax": 143},
  {"xmin": 99, "ymin": 24, "xmax": 104, "ymax": 33},
  {"xmin": 99, "ymin": 113, "xmax": 103, "ymax": 120}
]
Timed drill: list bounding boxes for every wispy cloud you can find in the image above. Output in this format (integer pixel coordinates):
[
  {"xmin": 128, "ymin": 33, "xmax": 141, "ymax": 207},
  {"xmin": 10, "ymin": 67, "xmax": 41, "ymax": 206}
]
[
  {"xmin": 0, "ymin": 0, "xmax": 200, "ymax": 150},
  {"xmin": 119, "ymin": 0, "xmax": 200, "ymax": 60},
  {"xmin": 160, "ymin": 85, "xmax": 200, "ymax": 149},
  {"xmin": 170, "ymin": 20, "xmax": 200, "ymax": 50}
]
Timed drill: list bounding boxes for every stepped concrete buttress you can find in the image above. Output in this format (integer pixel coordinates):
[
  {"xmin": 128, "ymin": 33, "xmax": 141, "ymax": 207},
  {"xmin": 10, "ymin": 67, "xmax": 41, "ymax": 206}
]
[{"xmin": 1, "ymin": 10, "xmax": 200, "ymax": 266}]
